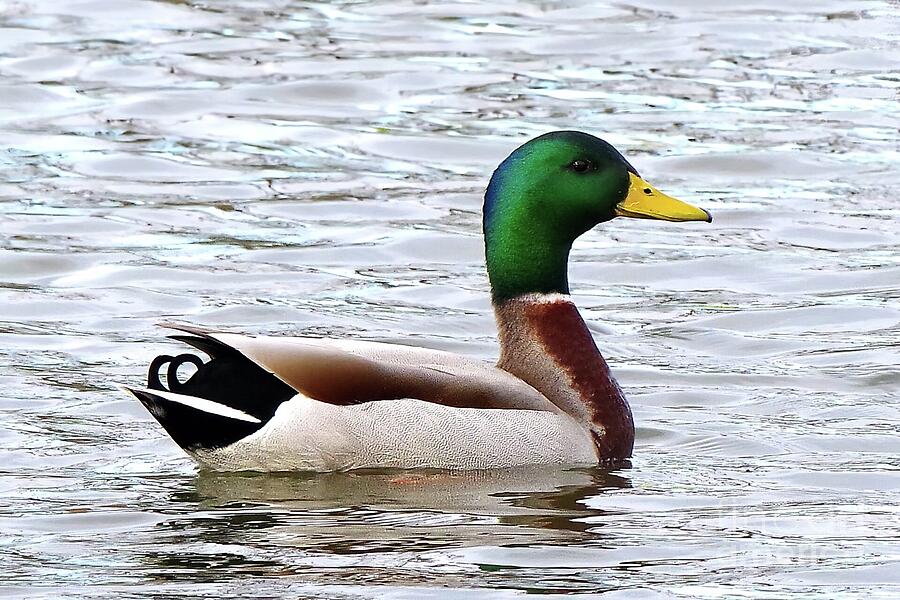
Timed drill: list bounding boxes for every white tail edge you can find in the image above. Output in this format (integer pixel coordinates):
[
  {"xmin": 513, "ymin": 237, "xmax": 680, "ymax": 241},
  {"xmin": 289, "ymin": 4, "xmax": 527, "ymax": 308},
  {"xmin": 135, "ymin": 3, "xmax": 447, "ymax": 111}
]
[{"xmin": 126, "ymin": 387, "xmax": 262, "ymax": 424}]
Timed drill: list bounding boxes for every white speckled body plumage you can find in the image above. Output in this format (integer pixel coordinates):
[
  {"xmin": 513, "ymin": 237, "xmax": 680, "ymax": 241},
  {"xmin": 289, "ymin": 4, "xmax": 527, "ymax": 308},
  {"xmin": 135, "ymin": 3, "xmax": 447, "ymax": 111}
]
[{"xmin": 194, "ymin": 393, "xmax": 598, "ymax": 472}]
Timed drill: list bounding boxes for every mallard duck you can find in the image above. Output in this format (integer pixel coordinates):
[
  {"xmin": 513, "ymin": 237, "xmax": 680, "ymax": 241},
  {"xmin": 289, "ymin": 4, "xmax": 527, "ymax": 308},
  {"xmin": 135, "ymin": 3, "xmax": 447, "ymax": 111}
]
[{"xmin": 127, "ymin": 131, "xmax": 711, "ymax": 472}]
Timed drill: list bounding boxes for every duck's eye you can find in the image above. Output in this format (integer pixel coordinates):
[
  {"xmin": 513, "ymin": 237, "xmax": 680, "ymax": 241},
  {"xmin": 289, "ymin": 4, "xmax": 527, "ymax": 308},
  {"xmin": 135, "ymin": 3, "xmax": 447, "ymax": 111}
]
[{"xmin": 569, "ymin": 159, "xmax": 592, "ymax": 173}]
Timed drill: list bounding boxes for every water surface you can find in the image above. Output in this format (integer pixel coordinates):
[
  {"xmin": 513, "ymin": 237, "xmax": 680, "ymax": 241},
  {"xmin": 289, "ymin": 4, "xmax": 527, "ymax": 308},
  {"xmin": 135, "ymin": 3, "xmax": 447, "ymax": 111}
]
[{"xmin": 1, "ymin": 1, "xmax": 899, "ymax": 598}]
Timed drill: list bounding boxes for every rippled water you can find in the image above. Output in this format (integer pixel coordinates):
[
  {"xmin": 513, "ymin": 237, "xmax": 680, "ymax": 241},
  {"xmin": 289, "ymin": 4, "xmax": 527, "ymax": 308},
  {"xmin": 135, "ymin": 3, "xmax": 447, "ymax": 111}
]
[{"xmin": 2, "ymin": 0, "xmax": 899, "ymax": 597}]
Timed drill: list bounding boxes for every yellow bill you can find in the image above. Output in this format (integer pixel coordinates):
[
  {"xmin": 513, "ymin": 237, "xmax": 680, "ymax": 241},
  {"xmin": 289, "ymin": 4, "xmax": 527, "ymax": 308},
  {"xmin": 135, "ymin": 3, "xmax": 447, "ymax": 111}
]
[{"xmin": 615, "ymin": 173, "xmax": 712, "ymax": 223}]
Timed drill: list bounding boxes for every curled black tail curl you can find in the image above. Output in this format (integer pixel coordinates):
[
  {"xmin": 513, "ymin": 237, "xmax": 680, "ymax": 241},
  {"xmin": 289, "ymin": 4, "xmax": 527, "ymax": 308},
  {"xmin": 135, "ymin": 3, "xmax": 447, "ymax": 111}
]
[{"xmin": 133, "ymin": 342, "xmax": 297, "ymax": 451}]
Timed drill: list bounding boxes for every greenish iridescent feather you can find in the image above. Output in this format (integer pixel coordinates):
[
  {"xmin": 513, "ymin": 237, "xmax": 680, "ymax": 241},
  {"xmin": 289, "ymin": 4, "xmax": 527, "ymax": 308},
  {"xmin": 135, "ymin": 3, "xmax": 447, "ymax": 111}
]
[{"xmin": 483, "ymin": 131, "xmax": 638, "ymax": 302}]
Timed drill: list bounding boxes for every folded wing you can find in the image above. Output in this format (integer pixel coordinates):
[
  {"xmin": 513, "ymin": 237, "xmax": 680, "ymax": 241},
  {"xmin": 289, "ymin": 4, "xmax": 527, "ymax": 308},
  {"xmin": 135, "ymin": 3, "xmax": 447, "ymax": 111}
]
[{"xmin": 161, "ymin": 323, "xmax": 561, "ymax": 414}]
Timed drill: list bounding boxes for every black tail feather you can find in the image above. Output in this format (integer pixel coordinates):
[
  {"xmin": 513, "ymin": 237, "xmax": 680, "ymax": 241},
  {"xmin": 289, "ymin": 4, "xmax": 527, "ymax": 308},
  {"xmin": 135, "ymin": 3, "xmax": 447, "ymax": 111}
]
[
  {"xmin": 167, "ymin": 334, "xmax": 234, "ymax": 359},
  {"xmin": 129, "ymin": 388, "xmax": 263, "ymax": 451},
  {"xmin": 137, "ymin": 336, "xmax": 297, "ymax": 450},
  {"xmin": 148, "ymin": 354, "xmax": 174, "ymax": 390}
]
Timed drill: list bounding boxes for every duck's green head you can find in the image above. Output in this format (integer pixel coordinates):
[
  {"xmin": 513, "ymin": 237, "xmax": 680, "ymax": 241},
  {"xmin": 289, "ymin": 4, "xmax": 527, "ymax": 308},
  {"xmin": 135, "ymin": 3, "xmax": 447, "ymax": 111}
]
[{"xmin": 484, "ymin": 131, "xmax": 711, "ymax": 302}]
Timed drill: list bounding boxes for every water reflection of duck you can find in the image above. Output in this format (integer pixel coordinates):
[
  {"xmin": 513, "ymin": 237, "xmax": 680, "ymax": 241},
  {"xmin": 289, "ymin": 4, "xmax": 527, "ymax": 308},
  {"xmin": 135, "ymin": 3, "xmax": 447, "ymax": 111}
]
[
  {"xmin": 143, "ymin": 468, "xmax": 630, "ymax": 572},
  {"xmin": 126, "ymin": 131, "xmax": 711, "ymax": 472},
  {"xmin": 188, "ymin": 466, "xmax": 629, "ymax": 512}
]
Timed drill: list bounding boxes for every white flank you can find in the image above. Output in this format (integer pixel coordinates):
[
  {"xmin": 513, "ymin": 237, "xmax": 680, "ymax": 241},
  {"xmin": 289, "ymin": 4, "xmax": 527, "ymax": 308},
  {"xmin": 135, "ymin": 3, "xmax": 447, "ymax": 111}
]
[
  {"xmin": 131, "ymin": 387, "xmax": 261, "ymax": 424},
  {"xmin": 193, "ymin": 393, "xmax": 598, "ymax": 472}
]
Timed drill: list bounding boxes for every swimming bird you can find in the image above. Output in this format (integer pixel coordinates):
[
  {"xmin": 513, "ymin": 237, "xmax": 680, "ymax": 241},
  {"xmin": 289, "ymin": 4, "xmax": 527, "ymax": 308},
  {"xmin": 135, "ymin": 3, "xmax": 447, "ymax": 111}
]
[{"xmin": 126, "ymin": 131, "xmax": 711, "ymax": 472}]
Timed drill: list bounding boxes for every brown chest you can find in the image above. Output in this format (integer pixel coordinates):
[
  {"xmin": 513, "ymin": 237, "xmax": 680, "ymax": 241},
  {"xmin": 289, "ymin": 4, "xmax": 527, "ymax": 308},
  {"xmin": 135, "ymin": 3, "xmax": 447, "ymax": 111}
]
[{"xmin": 496, "ymin": 296, "xmax": 634, "ymax": 460}]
